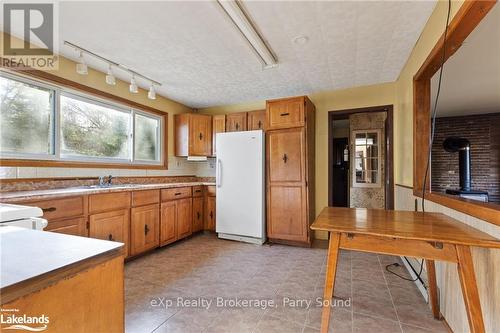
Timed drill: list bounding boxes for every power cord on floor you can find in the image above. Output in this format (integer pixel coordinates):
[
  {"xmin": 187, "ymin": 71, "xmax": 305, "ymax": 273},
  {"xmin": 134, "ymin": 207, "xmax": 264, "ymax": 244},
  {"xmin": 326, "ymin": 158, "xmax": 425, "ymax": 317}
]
[{"xmin": 385, "ymin": 259, "xmax": 425, "ymax": 282}]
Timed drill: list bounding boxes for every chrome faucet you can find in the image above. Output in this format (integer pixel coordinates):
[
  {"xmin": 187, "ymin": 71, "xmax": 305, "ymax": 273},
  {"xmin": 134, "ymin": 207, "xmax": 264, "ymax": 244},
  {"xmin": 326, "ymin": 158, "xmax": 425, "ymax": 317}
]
[
  {"xmin": 107, "ymin": 175, "xmax": 113, "ymax": 186},
  {"xmin": 98, "ymin": 175, "xmax": 113, "ymax": 187},
  {"xmin": 98, "ymin": 176, "xmax": 105, "ymax": 186}
]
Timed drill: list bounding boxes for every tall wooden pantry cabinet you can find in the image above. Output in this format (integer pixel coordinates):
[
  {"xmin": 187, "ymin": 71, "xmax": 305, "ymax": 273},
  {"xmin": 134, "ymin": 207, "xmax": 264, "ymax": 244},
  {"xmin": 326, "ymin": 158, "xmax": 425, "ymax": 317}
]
[{"xmin": 266, "ymin": 96, "xmax": 315, "ymax": 246}]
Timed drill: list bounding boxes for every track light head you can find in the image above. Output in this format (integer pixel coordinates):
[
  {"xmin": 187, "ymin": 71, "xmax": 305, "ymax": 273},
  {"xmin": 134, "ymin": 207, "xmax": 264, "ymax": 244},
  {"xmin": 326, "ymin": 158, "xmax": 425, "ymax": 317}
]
[
  {"xmin": 76, "ymin": 52, "xmax": 88, "ymax": 75},
  {"xmin": 148, "ymin": 84, "xmax": 156, "ymax": 100},
  {"xmin": 105, "ymin": 65, "xmax": 116, "ymax": 85},
  {"xmin": 129, "ymin": 76, "xmax": 138, "ymax": 93}
]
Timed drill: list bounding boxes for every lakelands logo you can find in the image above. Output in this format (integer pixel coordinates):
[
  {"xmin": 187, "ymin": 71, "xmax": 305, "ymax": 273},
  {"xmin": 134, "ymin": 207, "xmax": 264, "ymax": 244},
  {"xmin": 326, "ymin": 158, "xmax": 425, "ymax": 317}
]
[
  {"xmin": 1, "ymin": 1, "xmax": 59, "ymax": 70},
  {"xmin": 0, "ymin": 309, "xmax": 49, "ymax": 332}
]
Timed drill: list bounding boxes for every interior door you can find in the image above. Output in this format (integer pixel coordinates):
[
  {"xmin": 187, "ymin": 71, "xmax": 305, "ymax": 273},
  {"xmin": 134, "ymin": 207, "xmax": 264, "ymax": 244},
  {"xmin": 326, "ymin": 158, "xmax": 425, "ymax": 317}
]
[
  {"xmin": 160, "ymin": 201, "xmax": 176, "ymax": 246},
  {"xmin": 268, "ymin": 128, "xmax": 304, "ymax": 183},
  {"xmin": 331, "ymin": 137, "xmax": 349, "ymax": 207},
  {"xmin": 176, "ymin": 198, "xmax": 192, "ymax": 239},
  {"xmin": 190, "ymin": 114, "xmax": 212, "ymax": 155},
  {"xmin": 130, "ymin": 204, "xmax": 159, "ymax": 255}
]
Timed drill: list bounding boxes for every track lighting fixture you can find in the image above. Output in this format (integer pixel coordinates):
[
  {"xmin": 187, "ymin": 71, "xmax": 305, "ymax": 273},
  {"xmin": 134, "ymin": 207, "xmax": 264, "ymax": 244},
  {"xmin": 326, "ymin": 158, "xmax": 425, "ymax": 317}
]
[
  {"xmin": 148, "ymin": 84, "xmax": 156, "ymax": 100},
  {"xmin": 105, "ymin": 65, "xmax": 116, "ymax": 85},
  {"xmin": 129, "ymin": 76, "xmax": 138, "ymax": 93},
  {"xmin": 76, "ymin": 52, "xmax": 88, "ymax": 75},
  {"xmin": 64, "ymin": 41, "xmax": 162, "ymax": 98}
]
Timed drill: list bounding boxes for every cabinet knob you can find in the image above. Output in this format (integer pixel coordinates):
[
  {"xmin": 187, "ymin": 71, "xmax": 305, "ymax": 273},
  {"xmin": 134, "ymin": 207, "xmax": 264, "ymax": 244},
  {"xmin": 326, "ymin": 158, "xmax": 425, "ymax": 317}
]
[
  {"xmin": 282, "ymin": 153, "xmax": 288, "ymax": 163},
  {"xmin": 209, "ymin": 211, "xmax": 213, "ymax": 219},
  {"xmin": 108, "ymin": 234, "xmax": 113, "ymax": 241},
  {"xmin": 199, "ymin": 132, "xmax": 203, "ymax": 140},
  {"xmin": 280, "ymin": 112, "xmax": 290, "ymax": 117},
  {"xmin": 258, "ymin": 120, "xmax": 262, "ymax": 128},
  {"xmin": 145, "ymin": 224, "xmax": 150, "ymax": 235},
  {"xmin": 42, "ymin": 207, "xmax": 57, "ymax": 212},
  {"xmin": 197, "ymin": 212, "xmax": 201, "ymax": 220}
]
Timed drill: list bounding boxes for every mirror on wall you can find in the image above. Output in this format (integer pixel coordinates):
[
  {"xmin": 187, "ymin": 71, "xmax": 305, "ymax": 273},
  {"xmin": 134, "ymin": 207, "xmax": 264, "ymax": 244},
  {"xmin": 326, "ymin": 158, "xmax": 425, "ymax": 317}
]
[{"xmin": 430, "ymin": 5, "xmax": 499, "ymax": 203}]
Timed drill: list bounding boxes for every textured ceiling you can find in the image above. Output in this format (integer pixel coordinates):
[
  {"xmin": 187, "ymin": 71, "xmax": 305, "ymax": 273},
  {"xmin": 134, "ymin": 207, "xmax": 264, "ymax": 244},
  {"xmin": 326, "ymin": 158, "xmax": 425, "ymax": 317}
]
[
  {"xmin": 431, "ymin": 5, "xmax": 500, "ymax": 118},
  {"xmin": 58, "ymin": 1, "xmax": 436, "ymax": 108}
]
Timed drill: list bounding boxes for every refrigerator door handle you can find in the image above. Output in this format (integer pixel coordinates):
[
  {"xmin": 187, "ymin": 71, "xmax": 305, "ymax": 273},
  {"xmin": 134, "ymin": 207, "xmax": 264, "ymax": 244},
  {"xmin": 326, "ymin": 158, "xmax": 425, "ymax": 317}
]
[{"xmin": 217, "ymin": 159, "xmax": 222, "ymax": 188}]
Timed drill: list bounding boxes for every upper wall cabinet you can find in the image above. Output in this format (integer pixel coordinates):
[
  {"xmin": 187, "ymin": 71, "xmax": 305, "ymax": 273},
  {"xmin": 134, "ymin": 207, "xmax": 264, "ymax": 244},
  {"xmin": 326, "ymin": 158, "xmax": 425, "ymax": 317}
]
[
  {"xmin": 226, "ymin": 112, "xmax": 247, "ymax": 132},
  {"xmin": 267, "ymin": 97, "xmax": 305, "ymax": 130},
  {"xmin": 175, "ymin": 114, "xmax": 212, "ymax": 157},
  {"xmin": 212, "ymin": 115, "xmax": 226, "ymax": 156},
  {"xmin": 247, "ymin": 110, "xmax": 266, "ymax": 131}
]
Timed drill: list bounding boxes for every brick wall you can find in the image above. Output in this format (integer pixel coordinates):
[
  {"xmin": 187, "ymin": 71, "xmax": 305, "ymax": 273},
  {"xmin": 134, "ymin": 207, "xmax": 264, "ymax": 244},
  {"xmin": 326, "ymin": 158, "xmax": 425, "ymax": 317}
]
[{"xmin": 431, "ymin": 112, "xmax": 500, "ymax": 203}]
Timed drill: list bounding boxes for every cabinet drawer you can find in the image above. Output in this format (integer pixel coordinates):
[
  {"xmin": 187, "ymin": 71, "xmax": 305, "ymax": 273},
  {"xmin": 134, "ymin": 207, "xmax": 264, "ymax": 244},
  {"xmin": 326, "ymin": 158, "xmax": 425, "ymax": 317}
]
[
  {"xmin": 132, "ymin": 190, "xmax": 160, "ymax": 207},
  {"xmin": 89, "ymin": 192, "xmax": 131, "ymax": 214},
  {"xmin": 206, "ymin": 185, "xmax": 216, "ymax": 197},
  {"xmin": 267, "ymin": 98, "xmax": 304, "ymax": 130},
  {"xmin": 161, "ymin": 187, "xmax": 192, "ymax": 201},
  {"xmin": 30, "ymin": 196, "xmax": 85, "ymax": 221},
  {"xmin": 45, "ymin": 216, "xmax": 87, "ymax": 236},
  {"xmin": 192, "ymin": 186, "xmax": 204, "ymax": 197}
]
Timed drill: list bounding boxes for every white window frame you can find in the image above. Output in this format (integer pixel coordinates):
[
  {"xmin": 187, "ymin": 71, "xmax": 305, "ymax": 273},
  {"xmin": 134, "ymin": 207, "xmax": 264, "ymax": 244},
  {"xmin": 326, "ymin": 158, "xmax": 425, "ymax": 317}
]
[
  {"xmin": 0, "ymin": 71, "xmax": 164, "ymax": 166},
  {"xmin": 351, "ymin": 129, "xmax": 382, "ymax": 188}
]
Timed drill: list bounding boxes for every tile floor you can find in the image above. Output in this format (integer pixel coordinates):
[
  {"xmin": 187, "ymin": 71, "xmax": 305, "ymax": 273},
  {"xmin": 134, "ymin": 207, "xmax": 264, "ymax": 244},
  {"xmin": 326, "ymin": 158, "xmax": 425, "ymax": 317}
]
[{"xmin": 125, "ymin": 233, "xmax": 448, "ymax": 333}]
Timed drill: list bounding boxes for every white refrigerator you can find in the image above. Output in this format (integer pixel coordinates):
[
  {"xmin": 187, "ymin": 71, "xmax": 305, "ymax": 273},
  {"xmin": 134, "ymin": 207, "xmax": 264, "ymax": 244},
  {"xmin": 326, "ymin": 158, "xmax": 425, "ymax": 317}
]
[{"xmin": 215, "ymin": 130, "xmax": 265, "ymax": 244}]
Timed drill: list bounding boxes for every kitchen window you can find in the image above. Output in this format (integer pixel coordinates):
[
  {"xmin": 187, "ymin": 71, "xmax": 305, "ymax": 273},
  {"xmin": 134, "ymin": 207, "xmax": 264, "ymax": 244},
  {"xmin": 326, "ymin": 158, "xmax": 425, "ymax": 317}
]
[{"xmin": 0, "ymin": 73, "xmax": 164, "ymax": 166}]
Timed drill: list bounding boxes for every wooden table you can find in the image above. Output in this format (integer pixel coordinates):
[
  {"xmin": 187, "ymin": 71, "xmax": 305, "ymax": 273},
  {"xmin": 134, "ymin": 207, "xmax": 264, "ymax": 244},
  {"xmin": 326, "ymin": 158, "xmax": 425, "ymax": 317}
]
[{"xmin": 310, "ymin": 207, "xmax": 500, "ymax": 333}]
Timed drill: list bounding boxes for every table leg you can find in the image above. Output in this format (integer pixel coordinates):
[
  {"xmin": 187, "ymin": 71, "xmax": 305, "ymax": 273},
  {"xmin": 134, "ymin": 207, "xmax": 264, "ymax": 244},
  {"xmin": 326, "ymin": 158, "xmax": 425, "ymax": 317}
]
[
  {"xmin": 425, "ymin": 260, "xmax": 440, "ymax": 319},
  {"xmin": 456, "ymin": 245, "xmax": 485, "ymax": 333},
  {"xmin": 320, "ymin": 232, "xmax": 341, "ymax": 333}
]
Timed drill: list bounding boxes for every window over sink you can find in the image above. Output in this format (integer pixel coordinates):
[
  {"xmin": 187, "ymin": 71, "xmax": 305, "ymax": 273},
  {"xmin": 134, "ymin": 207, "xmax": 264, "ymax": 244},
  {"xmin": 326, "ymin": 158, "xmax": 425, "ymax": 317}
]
[{"xmin": 0, "ymin": 72, "xmax": 164, "ymax": 166}]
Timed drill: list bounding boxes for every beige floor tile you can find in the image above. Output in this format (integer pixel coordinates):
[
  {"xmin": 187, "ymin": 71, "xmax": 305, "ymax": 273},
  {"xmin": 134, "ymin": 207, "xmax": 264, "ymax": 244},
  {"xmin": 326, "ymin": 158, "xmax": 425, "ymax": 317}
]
[
  {"xmin": 353, "ymin": 313, "xmax": 402, "ymax": 333},
  {"xmin": 254, "ymin": 313, "xmax": 304, "ymax": 333}
]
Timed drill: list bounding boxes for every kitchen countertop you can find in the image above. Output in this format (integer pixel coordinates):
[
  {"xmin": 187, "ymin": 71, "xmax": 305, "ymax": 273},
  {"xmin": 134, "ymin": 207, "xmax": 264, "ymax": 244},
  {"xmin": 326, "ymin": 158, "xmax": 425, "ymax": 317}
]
[
  {"xmin": 0, "ymin": 226, "xmax": 124, "ymax": 304},
  {"xmin": 0, "ymin": 182, "xmax": 216, "ymax": 202}
]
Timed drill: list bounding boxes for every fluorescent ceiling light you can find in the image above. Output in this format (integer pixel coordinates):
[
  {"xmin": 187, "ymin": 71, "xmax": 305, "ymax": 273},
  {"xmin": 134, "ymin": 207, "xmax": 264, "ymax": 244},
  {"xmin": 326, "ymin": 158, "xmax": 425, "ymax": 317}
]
[{"xmin": 217, "ymin": 0, "xmax": 277, "ymax": 69}]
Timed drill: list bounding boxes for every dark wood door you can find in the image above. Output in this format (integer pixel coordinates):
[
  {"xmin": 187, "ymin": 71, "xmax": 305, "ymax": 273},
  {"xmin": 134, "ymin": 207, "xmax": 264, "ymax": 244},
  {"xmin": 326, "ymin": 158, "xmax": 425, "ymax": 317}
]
[
  {"xmin": 226, "ymin": 112, "xmax": 247, "ymax": 132},
  {"xmin": 268, "ymin": 128, "xmax": 304, "ymax": 183},
  {"xmin": 331, "ymin": 137, "xmax": 349, "ymax": 207}
]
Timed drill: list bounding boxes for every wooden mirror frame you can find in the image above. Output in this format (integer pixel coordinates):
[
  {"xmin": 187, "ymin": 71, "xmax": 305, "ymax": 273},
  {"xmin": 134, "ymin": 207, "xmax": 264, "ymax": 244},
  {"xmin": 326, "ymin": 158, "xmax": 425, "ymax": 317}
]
[{"xmin": 413, "ymin": 0, "xmax": 499, "ymax": 225}]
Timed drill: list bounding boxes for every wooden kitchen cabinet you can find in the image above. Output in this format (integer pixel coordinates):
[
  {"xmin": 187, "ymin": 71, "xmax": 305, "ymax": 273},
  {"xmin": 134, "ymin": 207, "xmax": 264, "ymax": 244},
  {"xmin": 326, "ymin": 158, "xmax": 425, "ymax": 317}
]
[
  {"xmin": 89, "ymin": 209, "xmax": 130, "ymax": 255},
  {"xmin": 212, "ymin": 115, "xmax": 226, "ymax": 156},
  {"xmin": 89, "ymin": 192, "xmax": 130, "ymax": 214},
  {"xmin": 22, "ymin": 196, "xmax": 87, "ymax": 236},
  {"xmin": 226, "ymin": 112, "xmax": 247, "ymax": 132},
  {"xmin": 176, "ymin": 198, "xmax": 192, "ymax": 239},
  {"xmin": 267, "ymin": 96, "xmax": 306, "ymax": 130},
  {"xmin": 160, "ymin": 201, "xmax": 176, "ymax": 246},
  {"xmin": 266, "ymin": 96, "xmax": 315, "ymax": 246},
  {"xmin": 175, "ymin": 113, "xmax": 212, "ymax": 157},
  {"xmin": 205, "ymin": 196, "xmax": 216, "ymax": 231},
  {"xmin": 192, "ymin": 196, "xmax": 204, "ymax": 232},
  {"xmin": 247, "ymin": 110, "xmax": 266, "ymax": 131},
  {"xmin": 130, "ymin": 204, "xmax": 160, "ymax": 256}
]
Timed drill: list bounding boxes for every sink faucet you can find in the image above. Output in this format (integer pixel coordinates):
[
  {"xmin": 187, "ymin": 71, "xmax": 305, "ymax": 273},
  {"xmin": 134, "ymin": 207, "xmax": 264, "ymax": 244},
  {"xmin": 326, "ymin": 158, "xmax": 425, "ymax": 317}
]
[
  {"xmin": 107, "ymin": 175, "xmax": 113, "ymax": 186},
  {"xmin": 98, "ymin": 175, "xmax": 113, "ymax": 187},
  {"xmin": 98, "ymin": 176, "xmax": 105, "ymax": 186}
]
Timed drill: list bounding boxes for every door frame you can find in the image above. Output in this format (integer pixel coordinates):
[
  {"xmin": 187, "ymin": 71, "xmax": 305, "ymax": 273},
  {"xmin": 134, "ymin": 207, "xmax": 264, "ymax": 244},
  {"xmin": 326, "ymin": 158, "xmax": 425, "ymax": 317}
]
[{"xmin": 328, "ymin": 105, "xmax": 394, "ymax": 209}]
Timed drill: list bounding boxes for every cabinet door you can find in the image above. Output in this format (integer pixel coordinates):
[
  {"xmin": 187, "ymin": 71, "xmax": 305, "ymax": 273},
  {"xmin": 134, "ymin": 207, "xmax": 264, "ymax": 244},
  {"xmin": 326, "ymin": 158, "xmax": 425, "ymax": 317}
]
[
  {"xmin": 268, "ymin": 128, "xmax": 305, "ymax": 183},
  {"xmin": 192, "ymin": 196, "xmax": 204, "ymax": 233},
  {"xmin": 267, "ymin": 185, "xmax": 307, "ymax": 242},
  {"xmin": 267, "ymin": 98, "xmax": 304, "ymax": 130},
  {"xmin": 247, "ymin": 110, "xmax": 266, "ymax": 130},
  {"xmin": 89, "ymin": 209, "xmax": 129, "ymax": 254},
  {"xmin": 205, "ymin": 196, "xmax": 216, "ymax": 231},
  {"xmin": 212, "ymin": 115, "xmax": 226, "ymax": 156},
  {"xmin": 130, "ymin": 204, "xmax": 159, "ymax": 256},
  {"xmin": 190, "ymin": 114, "xmax": 212, "ymax": 156},
  {"xmin": 226, "ymin": 112, "xmax": 247, "ymax": 132},
  {"xmin": 176, "ymin": 198, "xmax": 192, "ymax": 239},
  {"xmin": 160, "ymin": 201, "xmax": 177, "ymax": 246}
]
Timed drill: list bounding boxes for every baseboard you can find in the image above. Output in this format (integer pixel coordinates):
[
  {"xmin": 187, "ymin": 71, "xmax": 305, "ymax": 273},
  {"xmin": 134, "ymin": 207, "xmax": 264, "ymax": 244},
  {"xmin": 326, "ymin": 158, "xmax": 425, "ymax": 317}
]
[{"xmin": 400, "ymin": 256, "xmax": 429, "ymax": 303}]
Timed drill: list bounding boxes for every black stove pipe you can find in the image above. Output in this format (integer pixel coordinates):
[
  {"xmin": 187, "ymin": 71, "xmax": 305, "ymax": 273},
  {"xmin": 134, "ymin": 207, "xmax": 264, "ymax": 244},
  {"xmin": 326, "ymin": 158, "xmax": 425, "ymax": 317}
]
[{"xmin": 443, "ymin": 137, "xmax": 471, "ymax": 191}]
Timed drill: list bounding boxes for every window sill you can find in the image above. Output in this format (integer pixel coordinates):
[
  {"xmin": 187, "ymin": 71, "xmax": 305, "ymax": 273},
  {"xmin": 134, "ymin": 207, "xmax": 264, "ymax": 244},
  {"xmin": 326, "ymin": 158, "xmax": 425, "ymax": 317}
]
[
  {"xmin": 0, "ymin": 158, "xmax": 167, "ymax": 170},
  {"xmin": 414, "ymin": 190, "xmax": 500, "ymax": 227}
]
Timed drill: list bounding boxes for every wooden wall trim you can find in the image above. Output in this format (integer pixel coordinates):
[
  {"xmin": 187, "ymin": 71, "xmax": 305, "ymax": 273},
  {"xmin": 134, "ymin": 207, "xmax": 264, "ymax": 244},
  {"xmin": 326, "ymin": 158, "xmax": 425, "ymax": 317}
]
[
  {"xmin": 412, "ymin": 0, "xmax": 499, "ymax": 226},
  {"xmin": 0, "ymin": 68, "xmax": 169, "ymax": 169}
]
